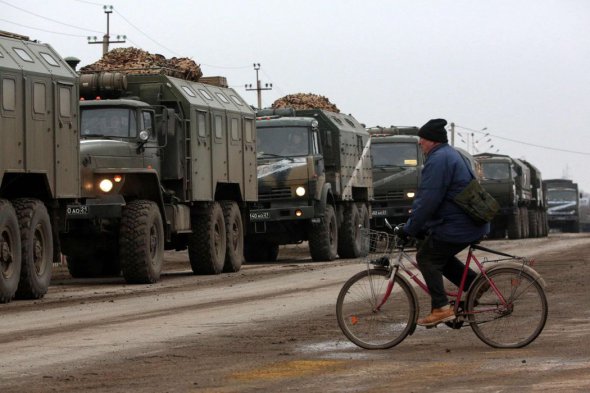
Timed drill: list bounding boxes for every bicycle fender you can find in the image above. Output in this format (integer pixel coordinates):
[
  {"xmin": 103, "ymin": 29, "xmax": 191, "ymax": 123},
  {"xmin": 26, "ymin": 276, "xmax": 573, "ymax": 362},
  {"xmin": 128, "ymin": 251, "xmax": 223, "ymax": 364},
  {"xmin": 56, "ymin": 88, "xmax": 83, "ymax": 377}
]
[{"xmin": 483, "ymin": 262, "xmax": 547, "ymax": 289}]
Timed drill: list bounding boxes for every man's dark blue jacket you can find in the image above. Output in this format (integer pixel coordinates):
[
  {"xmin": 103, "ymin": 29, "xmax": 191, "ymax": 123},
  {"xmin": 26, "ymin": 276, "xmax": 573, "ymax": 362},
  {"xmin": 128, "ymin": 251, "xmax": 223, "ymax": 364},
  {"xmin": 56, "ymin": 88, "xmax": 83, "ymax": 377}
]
[{"xmin": 404, "ymin": 143, "xmax": 490, "ymax": 243}]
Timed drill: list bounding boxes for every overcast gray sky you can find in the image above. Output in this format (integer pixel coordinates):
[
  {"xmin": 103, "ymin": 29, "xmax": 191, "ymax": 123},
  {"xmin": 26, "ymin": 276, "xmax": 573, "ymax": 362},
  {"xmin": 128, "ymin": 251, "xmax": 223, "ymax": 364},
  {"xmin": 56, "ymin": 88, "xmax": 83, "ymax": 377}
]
[{"xmin": 3, "ymin": 0, "xmax": 589, "ymax": 192}]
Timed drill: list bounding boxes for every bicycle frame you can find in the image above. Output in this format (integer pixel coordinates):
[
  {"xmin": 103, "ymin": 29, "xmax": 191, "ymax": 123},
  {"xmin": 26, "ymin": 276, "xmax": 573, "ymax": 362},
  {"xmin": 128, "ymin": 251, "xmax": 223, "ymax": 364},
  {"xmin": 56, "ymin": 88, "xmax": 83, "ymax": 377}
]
[{"xmin": 371, "ymin": 242, "xmax": 528, "ymax": 317}]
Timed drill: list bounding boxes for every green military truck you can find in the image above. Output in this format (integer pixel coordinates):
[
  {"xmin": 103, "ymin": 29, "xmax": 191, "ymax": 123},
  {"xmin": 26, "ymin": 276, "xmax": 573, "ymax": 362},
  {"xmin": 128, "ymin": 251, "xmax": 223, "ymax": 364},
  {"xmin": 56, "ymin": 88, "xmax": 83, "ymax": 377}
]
[
  {"xmin": 246, "ymin": 108, "xmax": 373, "ymax": 262},
  {"xmin": 62, "ymin": 70, "xmax": 256, "ymax": 283},
  {"xmin": 543, "ymin": 178, "xmax": 580, "ymax": 233},
  {"xmin": 0, "ymin": 31, "xmax": 80, "ymax": 302},
  {"xmin": 521, "ymin": 160, "xmax": 548, "ymax": 237},
  {"xmin": 474, "ymin": 153, "xmax": 533, "ymax": 239},
  {"xmin": 367, "ymin": 126, "xmax": 421, "ymax": 230}
]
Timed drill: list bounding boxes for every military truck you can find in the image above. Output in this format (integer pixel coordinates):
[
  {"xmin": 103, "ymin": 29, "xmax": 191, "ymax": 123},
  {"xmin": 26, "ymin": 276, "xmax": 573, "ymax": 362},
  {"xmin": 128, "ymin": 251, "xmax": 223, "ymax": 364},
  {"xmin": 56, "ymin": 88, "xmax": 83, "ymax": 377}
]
[
  {"xmin": 579, "ymin": 194, "xmax": 590, "ymax": 232},
  {"xmin": 521, "ymin": 160, "xmax": 548, "ymax": 237},
  {"xmin": 543, "ymin": 179, "xmax": 580, "ymax": 233},
  {"xmin": 61, "ymin": 70, "xmax": 256, "ymax": 283},
  {"xmin": 0, "ymin": 31, "xmax": 80, "ymax": 302},
  {"xmin": 474, "ymin": 153, "xmax": 532, "ymax": 239},
  {"xmin": 367, "ymin": 126, "xmax": 421, "ymax": 230},
  {"xmin": 245, "ymin": 108, "xmax": 373, "ymax": 262}
]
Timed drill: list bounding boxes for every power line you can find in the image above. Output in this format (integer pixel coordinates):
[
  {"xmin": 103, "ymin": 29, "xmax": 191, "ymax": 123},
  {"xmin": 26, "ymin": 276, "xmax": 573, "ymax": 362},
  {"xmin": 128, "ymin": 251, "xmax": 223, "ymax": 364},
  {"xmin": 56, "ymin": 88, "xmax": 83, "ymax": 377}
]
[
  {"xmin": 0, "ymin": 18, "xmax": 88, "ymax": 37},
  {"xmin": 0, "ymin": 0, "xmax": 102, "ymax": 34},
  {"xmin": 454, "ymin": 125, "xmax": 590, "ymax": 156}
]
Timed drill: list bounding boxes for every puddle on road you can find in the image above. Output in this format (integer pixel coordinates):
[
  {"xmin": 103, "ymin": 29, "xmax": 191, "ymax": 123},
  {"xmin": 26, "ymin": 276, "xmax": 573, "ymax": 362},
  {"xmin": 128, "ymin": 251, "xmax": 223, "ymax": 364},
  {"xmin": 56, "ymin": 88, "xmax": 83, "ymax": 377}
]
[{"xmin": 295, "ymin": 340, "xmax": 371, "ymax": 360}]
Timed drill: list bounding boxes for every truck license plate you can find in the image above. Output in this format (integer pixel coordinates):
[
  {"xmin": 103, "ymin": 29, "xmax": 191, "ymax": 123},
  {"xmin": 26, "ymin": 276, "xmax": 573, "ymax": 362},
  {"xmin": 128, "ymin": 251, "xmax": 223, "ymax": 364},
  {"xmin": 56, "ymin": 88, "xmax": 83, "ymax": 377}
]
[
  {"xmin": 372, "ymin": 209, "xmax": 387, "ymax": 217},
  {"xmin": 250, "ymin": 211, "xmax": 271, "ymax": 221},
  {"xmin": 67, "ymin": 205, "xmax": 89, "ymax": 216}
]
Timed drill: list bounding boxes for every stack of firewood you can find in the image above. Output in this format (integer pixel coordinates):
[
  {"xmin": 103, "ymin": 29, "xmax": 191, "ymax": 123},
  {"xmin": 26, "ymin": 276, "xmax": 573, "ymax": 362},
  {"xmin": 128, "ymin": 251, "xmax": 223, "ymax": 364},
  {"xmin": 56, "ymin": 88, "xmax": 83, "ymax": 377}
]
[
  {"xmin": 80, "ymin": 47, "xmax": 203, "ymax": 82},
  {"xmin": 272, "ymin": 93, "xmax": 340, "ymax": 113}
]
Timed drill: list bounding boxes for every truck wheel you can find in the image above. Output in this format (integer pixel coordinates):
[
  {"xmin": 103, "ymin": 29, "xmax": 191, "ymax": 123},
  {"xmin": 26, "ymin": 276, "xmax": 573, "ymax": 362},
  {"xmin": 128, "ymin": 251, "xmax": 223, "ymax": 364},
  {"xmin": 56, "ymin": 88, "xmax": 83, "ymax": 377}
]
[
  {"xmin": 520, "ymin": 207, "xmax": 529, "ymax": 238},
  {"xmin": 528, "ymin": 210, "xmax": 538, "ymax": 237},
  {"xmin": 0, "ymin": 200, "xmax": 21, "ymax": 303},
  {"xmin": 222, "ymin": 201, "xmax": 243, "ymax": 272},
  {"xmin": 309, "ymin": 204, "xmax": 338, "ymax": 261},
  {"xmin": 507, "ymin": 209, "xmax": 521, "ymax": 239},
  {"xmin": 358, "ymin": 203, "xmax": 370, "ymax": 257},
  {"xmin": 119, "ymin": 200, "xmax": 164, "ymax": 284},
  {"xmin": 338, "ymin": 203, "xmax": 362, "ymax": 258},
  {"xmin": 13, "ymin": 199, "xmax": 52, "ymax": 299},
  {"xmin": 189, "ymin": 202, "xmax": 226, "ymax": 274}
]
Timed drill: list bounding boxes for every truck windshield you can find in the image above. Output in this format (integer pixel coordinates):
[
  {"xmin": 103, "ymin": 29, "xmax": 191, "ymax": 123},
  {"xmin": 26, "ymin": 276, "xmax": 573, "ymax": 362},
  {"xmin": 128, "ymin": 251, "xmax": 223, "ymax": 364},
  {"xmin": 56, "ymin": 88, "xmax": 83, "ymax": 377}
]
[
  {"xmin": 547, "ymin": 189, "xmax": 577, "ymax": 202},
  {"xmin": 81, "ymin": 108, "xmax": 137, "ymax": 138},
  {"xmin": 371, "ymin": 143, "xmax": 418, "ymax": 167},
  {"xmin": 481, "ymin": 162, "xmax": 511, "ymax": 180},
  {"xmin": 257, "ymin": 126, "xmax": 309, "ymax": 157}
]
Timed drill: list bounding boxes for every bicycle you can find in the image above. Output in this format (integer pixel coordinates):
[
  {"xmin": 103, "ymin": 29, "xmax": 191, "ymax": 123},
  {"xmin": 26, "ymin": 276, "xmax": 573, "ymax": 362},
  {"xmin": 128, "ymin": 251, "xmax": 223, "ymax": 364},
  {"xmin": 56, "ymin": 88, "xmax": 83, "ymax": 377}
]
[{"xmin": 336, "ymin": 226, "xmax": 548, "ymax": 349}]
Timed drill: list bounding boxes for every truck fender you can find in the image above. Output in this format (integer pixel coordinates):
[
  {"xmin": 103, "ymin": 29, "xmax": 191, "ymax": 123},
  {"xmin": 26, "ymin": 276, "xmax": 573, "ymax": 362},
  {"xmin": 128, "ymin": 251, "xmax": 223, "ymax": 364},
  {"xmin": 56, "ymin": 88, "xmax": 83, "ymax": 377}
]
[
  {"xmin": 318, "ymin": 183, "xmax": 334, "ymax": 216},
  {"xmin": 118, "ymin": 171, "xmax": 168, "ymax": 233}
]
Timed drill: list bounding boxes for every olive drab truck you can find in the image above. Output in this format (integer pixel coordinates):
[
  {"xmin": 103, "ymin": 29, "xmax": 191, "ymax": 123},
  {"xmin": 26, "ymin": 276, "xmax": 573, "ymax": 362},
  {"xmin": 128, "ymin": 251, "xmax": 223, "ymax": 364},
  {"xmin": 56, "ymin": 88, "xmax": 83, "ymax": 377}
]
[
  {"xmin": 61, "ymin": 70, "xmax": 256, "ymax": 283},
  {"xmin": 543, "ymin": 178, "xmax": 580, "ymax": 233},
  {"xmin": 474, "ymin": 153, "xmax": 533, "ymax": 239},
  {"xmin": 367, "ymin": 126, "xmax": 421, "ymax": 230},
  {"xmin": 246, "ymin": 108, "xmax": 373, "ymax": 262},
  {"xmin": 521, "ymin": 160, "xmax": 548, "ymax": 237},
  {"xmin": 0, "ymin": 31, "xmax": 79, "ymax": 302}
]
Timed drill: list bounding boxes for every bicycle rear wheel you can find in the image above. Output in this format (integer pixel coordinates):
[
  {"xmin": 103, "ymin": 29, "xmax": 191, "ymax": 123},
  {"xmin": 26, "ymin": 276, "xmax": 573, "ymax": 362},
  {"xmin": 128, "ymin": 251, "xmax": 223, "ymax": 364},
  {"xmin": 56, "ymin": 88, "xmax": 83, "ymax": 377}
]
[
  {"xmin": 336, "ymin": 268, "xmax": 417, "ymax": 349},
  {"xmin": 467, "ymin": 267, "xmax": 548, "ymax": 348}
]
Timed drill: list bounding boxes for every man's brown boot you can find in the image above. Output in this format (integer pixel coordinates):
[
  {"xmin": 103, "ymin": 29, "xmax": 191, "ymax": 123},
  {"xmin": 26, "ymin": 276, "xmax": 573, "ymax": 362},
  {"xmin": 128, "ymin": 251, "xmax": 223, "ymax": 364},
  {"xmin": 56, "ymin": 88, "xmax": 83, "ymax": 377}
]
[{"xmin": 417, "ymin": 306, "xmax": 455, "ymax": 327}]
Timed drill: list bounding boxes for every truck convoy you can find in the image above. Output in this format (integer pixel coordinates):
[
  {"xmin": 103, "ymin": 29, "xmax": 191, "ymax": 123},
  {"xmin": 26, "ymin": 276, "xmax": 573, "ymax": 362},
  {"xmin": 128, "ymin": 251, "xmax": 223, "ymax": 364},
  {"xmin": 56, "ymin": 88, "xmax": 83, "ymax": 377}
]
[
  {"xmin": 543, "ymin": 178, "xmax": 580, "ymax": 233},
  {"xmin": 367, "ymin": 126, "xmax": 421, "ymax": 230},
  {"xmin": 0, "ymin": 31, "xmax": 80, "ymax": 302},
  {"xmin": 62, "ymin": 70, "xmax": 257, "ymax": 283},
  {"xmin": 246, "ymin": 108, "xmax": 373, "ymax": 262}
]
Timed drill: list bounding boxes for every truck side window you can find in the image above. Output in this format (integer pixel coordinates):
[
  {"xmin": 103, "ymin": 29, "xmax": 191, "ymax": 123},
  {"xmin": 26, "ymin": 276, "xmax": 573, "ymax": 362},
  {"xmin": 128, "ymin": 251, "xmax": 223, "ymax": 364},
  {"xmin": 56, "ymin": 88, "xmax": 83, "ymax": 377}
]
[
  {"xmin": 231, "ymin": 118, "xmax": 239, "ymax": 141},
  {"xmin": 2, "ymin": 78, "xmax": 16, "ymax": 112},
  {"xmin": 312, "ymin": 131, "xmax": 320, "ymax": 154},
  {"xmin": 142, "ymin": 110, "xmax": 153, "ymax": 138},
  {"xmin": 59, "ymin": 86, "xmax": 72, "ymax": 118},
  {"xmin": 214, "ymin": 115, "xmax": 223, "ymax": 139},
  {"xmin": 197, "ymin": 111, "xmax": 207, "ymax": 137},
  {"xmin": 33, "ymin": 82, "xmax": 46, "ymax": 115},
  {"xmin": 244, "ymin": 118, "xmax": 253, "ymax": 143}
]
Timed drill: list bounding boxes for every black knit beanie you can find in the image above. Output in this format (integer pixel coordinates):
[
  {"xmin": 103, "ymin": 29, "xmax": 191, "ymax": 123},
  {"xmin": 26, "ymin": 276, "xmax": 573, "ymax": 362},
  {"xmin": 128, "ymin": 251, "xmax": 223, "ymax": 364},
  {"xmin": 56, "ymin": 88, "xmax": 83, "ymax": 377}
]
[{"xmin": 418, "ymin": 119, "xmax": 448, "ymax": 143}]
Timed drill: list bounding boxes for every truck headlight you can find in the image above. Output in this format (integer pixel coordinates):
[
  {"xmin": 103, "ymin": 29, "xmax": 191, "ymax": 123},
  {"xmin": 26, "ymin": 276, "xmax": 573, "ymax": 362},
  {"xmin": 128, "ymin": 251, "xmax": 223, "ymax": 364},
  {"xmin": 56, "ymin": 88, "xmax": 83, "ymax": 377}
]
[
  {"xmin": 406, "ymin": 191, "xmax": 416, "ymax": 198},
  {"xmin": 99, "ymin": 179, "xmax": 114, "ymax": 192},
  {"xmin": 295, "ymin": 186, "xmax": 306, "ymax": 197}
]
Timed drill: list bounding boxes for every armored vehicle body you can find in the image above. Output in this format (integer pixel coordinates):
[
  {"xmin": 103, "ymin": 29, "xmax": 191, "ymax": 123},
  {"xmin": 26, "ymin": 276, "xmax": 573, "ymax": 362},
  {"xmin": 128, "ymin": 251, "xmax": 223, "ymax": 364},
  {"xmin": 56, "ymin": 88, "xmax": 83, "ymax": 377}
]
[
  {"xmin": 62, "ymin": 71, "xmax": 256, "ymax": 283},
  {"xmin": 246, "ymin": 108, "xmax": 372, "ymax": 261},
  {"xmin": 543, "ymin": 179, "xmax": 580, "ymax": 233},
  {"xmin": 367, "ymin": 126, "xmax": 421, "ymax": 229},
  {"xmin": 475, "ymin": 153, "xmax": 532, "ymax": 239},
  {"xmin": 0, "ymin": 32, "xmax": 80, "ymax": 302}
]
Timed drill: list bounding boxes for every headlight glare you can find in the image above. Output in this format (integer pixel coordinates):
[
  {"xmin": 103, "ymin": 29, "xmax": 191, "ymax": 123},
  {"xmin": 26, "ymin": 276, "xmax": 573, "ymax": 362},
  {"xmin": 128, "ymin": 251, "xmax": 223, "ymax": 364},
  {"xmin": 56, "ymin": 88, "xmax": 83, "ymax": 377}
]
[
  {"xmin": 295, "ymin": 186, "xmax": 306, "ymax": 197},
  {"xmin": 99, "ymin": 179, "xmax": 114, "ymax": 192}
]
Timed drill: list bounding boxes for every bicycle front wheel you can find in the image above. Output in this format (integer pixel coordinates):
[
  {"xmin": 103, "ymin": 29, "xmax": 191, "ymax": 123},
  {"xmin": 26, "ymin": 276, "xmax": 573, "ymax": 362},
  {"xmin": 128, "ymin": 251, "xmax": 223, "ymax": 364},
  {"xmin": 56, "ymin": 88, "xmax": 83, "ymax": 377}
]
[
  {"xmin": 336, "ymin": 269, "xmax": 417, "ymax": 349},
  {"xmin": 467, "ymin": 267, "xmax": 548, "ymax": 348}
]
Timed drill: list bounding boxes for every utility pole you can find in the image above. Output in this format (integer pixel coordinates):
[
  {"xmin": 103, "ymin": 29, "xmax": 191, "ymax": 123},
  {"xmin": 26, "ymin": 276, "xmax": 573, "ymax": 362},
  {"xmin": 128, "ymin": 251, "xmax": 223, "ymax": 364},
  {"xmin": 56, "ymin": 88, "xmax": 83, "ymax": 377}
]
[
  {"xmin": 245, "ymin": 63, "xmax": 272, "ymax": 110},
  {"xmin": 88, "ymin": 5, "xmax": 126, "ymax": 56},
  {"xmin": 450, "ymin": 122, "xmax": 455, "ymax": 146}
]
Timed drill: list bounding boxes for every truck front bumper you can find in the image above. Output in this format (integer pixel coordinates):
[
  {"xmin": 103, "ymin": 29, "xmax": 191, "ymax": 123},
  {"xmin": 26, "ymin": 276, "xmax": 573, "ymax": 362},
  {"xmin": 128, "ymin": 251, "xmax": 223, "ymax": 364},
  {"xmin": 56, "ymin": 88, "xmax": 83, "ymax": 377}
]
[
  {"xmin": 66, "ymin": 196, "xmax": 125, "ymax": 220},
  {"xmin": 249, "ymin": 205, "xmax": 316, "ymax": 222}
]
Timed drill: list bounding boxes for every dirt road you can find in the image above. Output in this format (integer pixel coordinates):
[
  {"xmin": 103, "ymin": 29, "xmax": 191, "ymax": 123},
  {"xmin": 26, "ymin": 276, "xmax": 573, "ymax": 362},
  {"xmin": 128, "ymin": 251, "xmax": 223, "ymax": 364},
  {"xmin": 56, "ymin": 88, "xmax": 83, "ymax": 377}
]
[{"xmin": 1, "ymin": 234, "xmax": 589, "ymax": 392}]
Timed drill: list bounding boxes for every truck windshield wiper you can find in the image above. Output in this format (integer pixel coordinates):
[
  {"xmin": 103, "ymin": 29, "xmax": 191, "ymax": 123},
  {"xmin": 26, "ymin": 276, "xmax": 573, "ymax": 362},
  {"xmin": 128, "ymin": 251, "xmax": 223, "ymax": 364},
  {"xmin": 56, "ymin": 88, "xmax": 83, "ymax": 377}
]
[{"xmin": 258, "ymin": 153, "xmax": 294, "ymax": 162}]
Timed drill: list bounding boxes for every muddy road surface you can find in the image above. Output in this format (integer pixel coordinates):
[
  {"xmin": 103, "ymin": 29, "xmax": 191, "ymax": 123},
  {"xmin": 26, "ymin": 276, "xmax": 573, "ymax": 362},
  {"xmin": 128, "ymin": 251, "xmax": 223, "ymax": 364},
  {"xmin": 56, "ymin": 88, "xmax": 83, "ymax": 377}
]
[{"xmin": 1, "ymin": 233, "xmax": 589, "ymax": 392}]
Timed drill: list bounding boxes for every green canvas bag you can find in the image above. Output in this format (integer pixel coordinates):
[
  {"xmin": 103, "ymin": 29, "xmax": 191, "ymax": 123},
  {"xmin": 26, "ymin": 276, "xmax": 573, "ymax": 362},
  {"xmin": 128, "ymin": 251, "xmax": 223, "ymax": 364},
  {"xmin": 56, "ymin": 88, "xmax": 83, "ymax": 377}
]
[{"xmin": 454, "ymin": 151, "xmax": 500, "ymax": 225}]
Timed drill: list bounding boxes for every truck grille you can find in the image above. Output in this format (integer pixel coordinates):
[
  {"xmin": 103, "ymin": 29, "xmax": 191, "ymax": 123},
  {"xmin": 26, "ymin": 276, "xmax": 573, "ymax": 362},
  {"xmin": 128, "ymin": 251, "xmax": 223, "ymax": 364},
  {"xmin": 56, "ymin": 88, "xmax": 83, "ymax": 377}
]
[
  {"xmin": 258, "ymin": 187, "xmax": 291, "ymax": 200},
  {"xmin": 374, "ymin": 191, "xmax": 404, "ymax": 201}
]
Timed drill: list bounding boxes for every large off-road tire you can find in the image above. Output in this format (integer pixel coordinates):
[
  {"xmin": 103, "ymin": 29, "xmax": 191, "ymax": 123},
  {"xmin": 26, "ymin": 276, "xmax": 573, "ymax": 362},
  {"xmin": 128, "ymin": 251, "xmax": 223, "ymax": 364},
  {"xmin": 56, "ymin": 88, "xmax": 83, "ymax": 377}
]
[
  {"xmin": 358, "ymin": 203, "xmax": 370, "ymax": 257},
  {"xmin": 222, "ymin": 201, "xmax": 243, "ymax": 273},
  {"xmin": 189, "ymin": 202, "xmax": 226, "ymax": 275},
  {"xmin": 338, "ymin": 203, "xmax": 363, "ymax": 258},
  {"xmin": 244, "ymin": 240, "xmax": 279, "ymax": 262},
  {"xmin": 119, "ymin": 200, "xmax": 164, "ymax": 284},
  {"xmin": 528, "ymin": 209, "xmax": 539, "ymax": 238},
  {"xmin": 308, "ymin": 204, "xmax": 338, "ymax": 261},
  {"xmin": 0, "ymin": 200, "xmax": 21, "ymax": 303},
  {"xmin": 13, "ymin": 199, "xmax": 52, "ymax": 300},
  {"xmin": 507, "ymin": 209, "xmax": 521, "ymax": 239},
  {"xmin": 520, "ymin": 207, "xmax": 529, "ymax": 238}
]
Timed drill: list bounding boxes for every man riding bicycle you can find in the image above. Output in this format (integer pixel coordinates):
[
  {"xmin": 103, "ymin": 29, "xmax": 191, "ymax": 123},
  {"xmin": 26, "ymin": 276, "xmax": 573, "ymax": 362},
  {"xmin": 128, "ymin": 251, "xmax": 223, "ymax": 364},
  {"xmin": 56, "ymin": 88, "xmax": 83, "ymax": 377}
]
[{"xmin": 399, "ymin": 119, "xmax": 490, "ymax": 327}]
